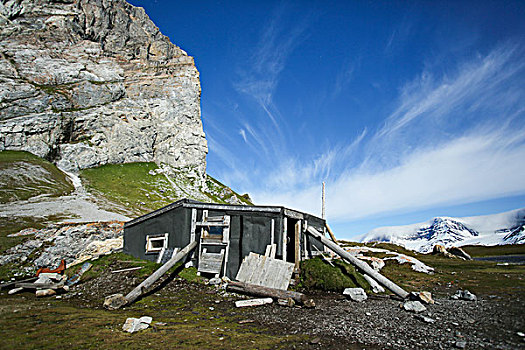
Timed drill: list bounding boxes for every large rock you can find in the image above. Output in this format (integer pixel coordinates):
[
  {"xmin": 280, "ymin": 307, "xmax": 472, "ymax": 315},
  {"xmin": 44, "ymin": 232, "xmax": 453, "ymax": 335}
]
[
  {"xmin": 343, "ymin": 288, "xmax": 367, "ymax": 302},
  {"xmin": 0, "ymin": 0, "xmax": 207, "ymax": 178}
]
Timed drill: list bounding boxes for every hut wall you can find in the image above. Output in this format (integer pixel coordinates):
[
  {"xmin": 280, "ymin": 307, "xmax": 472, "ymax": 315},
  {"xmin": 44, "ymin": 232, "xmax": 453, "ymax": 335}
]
[{"xmin": 123, "ymin": 206, "xmax": 191, "ymax": 262}]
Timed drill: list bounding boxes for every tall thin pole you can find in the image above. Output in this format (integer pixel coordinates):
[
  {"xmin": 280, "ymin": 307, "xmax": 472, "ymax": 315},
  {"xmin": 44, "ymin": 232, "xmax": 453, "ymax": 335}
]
[{"xmin": 322, "ymin": 182, "xmax": 325, "ymax": 219}]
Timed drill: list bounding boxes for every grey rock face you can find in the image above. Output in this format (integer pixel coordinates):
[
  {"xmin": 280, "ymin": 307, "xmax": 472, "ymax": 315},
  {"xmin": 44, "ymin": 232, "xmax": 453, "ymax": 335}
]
[
  {"xmin": 0, "ymin": 0, "xmax": 207, "ymax": 176},
  {"xmin": 0, "ymin": 221, "xmax": 124, "ymax": 270}
]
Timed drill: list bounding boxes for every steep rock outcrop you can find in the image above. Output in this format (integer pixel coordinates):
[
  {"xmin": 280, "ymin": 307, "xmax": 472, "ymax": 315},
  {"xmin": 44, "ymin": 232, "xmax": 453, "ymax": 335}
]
[{"xmin": 0, "ymin": 0, "xmax": 207, "ymax": 177}]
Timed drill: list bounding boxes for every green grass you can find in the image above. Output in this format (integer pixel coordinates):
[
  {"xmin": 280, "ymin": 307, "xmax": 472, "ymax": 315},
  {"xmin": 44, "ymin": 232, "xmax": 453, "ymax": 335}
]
[
  {"xmin": 461, "ymin": 244, "xmax": 525, "ymax": 257},
  {"xmin": 79, "ymin": 162, "xmax": 252, "ymax": 216},
  {"xmin": 0, "ymin": 151, "xmax": 74, "ymax": 203},
  {"xmin": 0, "ymin": 295, "xmax": 307, "ymax": 349}
]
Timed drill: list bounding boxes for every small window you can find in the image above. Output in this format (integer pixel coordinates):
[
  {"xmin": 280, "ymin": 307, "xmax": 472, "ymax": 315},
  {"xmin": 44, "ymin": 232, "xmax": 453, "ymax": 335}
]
[{"xmin": 146, "ymin": 233, "xmax": 168, "ymax": 253}]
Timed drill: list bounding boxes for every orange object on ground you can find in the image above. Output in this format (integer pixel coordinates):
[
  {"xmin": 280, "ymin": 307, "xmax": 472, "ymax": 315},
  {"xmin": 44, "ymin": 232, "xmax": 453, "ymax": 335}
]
[{"xmin": 36, "ymin": 259, "xmax": 66, "ymax": 276}]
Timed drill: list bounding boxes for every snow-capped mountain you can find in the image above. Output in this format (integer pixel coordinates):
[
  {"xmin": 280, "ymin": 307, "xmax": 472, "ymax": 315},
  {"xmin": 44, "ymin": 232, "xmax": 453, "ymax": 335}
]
[{"xmin": 360, "ymin": 208, "xmax": 525, "ymax": 253}]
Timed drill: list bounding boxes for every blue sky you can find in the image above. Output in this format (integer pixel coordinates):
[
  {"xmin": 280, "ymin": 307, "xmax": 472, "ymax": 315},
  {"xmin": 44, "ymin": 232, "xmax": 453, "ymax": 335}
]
[{"xmin": 128, "ymin": 0, "xmax": 525, "ymax": 239}]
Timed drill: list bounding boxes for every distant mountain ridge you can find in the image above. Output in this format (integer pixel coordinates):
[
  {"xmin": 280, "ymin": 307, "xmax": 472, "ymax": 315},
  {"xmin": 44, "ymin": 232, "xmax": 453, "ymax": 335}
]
[{"xmin": 360, "ymin": 208, "xmax": 525, "ymax": 252}]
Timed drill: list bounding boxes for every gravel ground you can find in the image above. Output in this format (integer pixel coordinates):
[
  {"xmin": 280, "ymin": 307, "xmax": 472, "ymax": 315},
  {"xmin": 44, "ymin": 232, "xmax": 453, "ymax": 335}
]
[{"xmin": 65, "ymin": 263, "xmax": 525, "ymax": 350}]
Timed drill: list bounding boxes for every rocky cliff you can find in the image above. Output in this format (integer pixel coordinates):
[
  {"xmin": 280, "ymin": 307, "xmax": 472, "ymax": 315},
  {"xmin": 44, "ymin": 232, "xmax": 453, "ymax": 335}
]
[{"xmin": 0, "ymin": 0, "xmax": 207, "ymax": 177}]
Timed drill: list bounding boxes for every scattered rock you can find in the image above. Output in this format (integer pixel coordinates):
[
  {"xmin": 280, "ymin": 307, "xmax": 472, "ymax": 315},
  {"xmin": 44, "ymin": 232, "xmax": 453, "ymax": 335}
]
[
  {"xmin": 403, "ymin": 300, "xmax": 427, "ymax": 313},
  {"xmin": 208, "ymin": 277, "xmax": 221, "ymax": 285},
  {"xmin": 448, "ymin": 247, "xmax": 472, "ymax": 260},
  {"xmin": 415, "ymin": 314, "xmax": 436, "ymax": 323},
  {"xmin": 103, "ymin": 293, "xmax": 128, "ymax": 310},
  {"xmin": 0, "ymin": 222, "xmax": 123, "ymax": 269},
  {"xmin": 122, "ymin": 316, "xmax": 152, "ymax": 333},
  {"xmin": 277, "ymin": 298, "xmax": 296, "ymax": 307},
  {"xmin": 451, "ymin": 290, "xmax": 477, "ymax": 301},
  {"xmin": 35, "ymin": 289, "xmax": 56, "ymax": 297},
  {"xmin": 343, "ymin": 288, "xmax": 367, "ymax": 302},
  {"xmin": 517, "ymin": 331, "xmax": 525, "ymax": 337},
  {"xmin": 310, "ymin": 337, "xmax": 321, "ymax": 344},
  {"xmin": 455, "ymin": 340, "xmax": 467, "ymax": 348},
  {"xmin": 410, "ymin": 291, "xmax": 434, "ymax": 304},
  {"xmin": 303, "ymin": 299, "xmax": 316, "ymax": 309}
]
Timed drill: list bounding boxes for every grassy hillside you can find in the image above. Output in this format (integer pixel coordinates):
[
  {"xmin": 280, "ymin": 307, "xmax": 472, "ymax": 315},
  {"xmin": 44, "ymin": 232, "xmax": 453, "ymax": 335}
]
[
  {"xmin": 0, "ymin": 151, "xmax": 74, "ymax": 202},
  {"xmin": 0, "ymin": 151, "xmax": 74, "ymax": 250},
  {"xmin": 0, "ymin": 152, "xmax": 251, "ymax": 252},
  {"xmin": 79, "ymin": 162, "xmax": 252, "ymax": 217}
]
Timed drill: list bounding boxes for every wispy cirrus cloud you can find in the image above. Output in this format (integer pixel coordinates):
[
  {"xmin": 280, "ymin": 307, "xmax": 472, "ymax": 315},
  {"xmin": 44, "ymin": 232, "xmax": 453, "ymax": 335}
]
[
  {"xmin": 378, "ymin": 44, "xmax": 524, "ymax": 140},
  {"xmin": 250, "ymin": 43, "xmax": 525, "ymax": 223},
  {"xmin": 233, "ymin": 3, "xmax": 312, "ymax": 160}
]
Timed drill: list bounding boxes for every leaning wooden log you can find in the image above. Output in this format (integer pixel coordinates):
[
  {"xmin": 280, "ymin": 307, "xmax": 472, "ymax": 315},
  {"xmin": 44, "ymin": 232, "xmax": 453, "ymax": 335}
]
[
  {"xmin": 122, "ymin": 240, "xmax": 197, "ymax": 306},
  {"xmin": 227, "ymin": 280, "xmax": 315, "ymax": 307},
  {"xmin": 325, "ymin": 223, "xmax": 338, "ymax": 243},
  {"xmin": 306, "ymin": 226, "xmax": 409, "ymax": 299},
  {"xmin": 0, "ymin": 277, "xmax": 37, "ymax": 290}
]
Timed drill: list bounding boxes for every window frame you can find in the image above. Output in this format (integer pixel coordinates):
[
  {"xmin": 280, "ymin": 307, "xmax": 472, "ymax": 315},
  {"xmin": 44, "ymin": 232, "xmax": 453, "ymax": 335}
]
[{"xmin": 145, "ymin": 233, "xmax": 169, "ymax": 253}]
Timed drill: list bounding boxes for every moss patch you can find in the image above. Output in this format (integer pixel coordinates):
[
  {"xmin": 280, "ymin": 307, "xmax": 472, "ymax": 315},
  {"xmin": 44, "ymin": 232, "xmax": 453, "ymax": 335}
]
[{"xmin": 300, "ymin": 257, "xmax": 370, "ymax": 292}]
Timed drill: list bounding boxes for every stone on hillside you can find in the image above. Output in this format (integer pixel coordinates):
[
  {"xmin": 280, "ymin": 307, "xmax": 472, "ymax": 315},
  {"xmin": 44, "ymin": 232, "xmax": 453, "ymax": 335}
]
[
  {"xmin": 208, "ymin": 277, "xmax": 221, "ymax": 285},
  {"xmin": 35, "ymin": 289, "xmax": 56, "ymax": 297},
  {"xmin": 343, "ymin": 288, "xmax": 367, "ymax": 302},
  {"xmin": 455, "ymin": 341, "xmax": 467, "ymax": 349},
  {"xmin": 415, "ymin": 314, "xmax": 436, "ymax": 323},
  {"xmin": 410, "ymin": 291, "xmax": 434, "ymax": 304},
  {"xmin": 451, "ymin": 290, "xmax": 477, "ymax": 301},
  {"xmin": 122, "ymin": 316, "xmax": 152, "ymax": 333},
  {"xmin": 403, "ymin": 300, "xmax": 427, "ymax": 313},
  {"xmin": 104, "ymin": 293, "xmax": 128, "ymax": 310},
  {"xmin": 448, "ymin": 247, "xmax": 472, "ymax": 260}
]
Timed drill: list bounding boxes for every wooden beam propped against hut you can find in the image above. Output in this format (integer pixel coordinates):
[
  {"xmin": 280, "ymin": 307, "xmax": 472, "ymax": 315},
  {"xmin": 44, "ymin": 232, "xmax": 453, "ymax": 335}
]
[
  {"xmin": 113, "ymin": 241, "xmax": 198, "ymax": 308},
  {"xmin": 306, "ymin": 226, "xmax": 409, "ymax": 299}
]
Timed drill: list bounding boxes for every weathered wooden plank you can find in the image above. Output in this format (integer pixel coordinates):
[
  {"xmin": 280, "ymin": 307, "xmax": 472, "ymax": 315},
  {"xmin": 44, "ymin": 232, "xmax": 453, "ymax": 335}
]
[
  {"xmin": 198, "ymin": 249, "xmax": 225, "ymax": 274},
  {"xmin": 227, "ymin": 281, "xmax": 314, "ymax": 307},
  {"xmin": 16, "ymin": 282, "xmax": 64, "ymax": 289},
  {"xmin": 235, "ymin": 298, "xmax": 273, "ymax": 307},
  {"xmin": 190, "ymin": 209, "xmax": 197, "ymax": 243},
  {"xmin": 294, "ymin": 221, "xmax": 301, "ymax": 270},
  {"xmin": 235, "ymin": 252, "xmax": 294, "ymax": 290},
  {"xmin": 0, "ymin": 277, "xmax": 37, "ymax": 290},
  {"xmin": 264, "ymin": 245, "xmax": 272, "ymax": 257},
  {"xmin": 282, "ymin": 217, "xmax": 288, "ymax": 262},
  {"xmin": 111, "ymin": 266, "xmax": 144, "ymax": 274},
  {"xmin": 284, "ymin": 209, "xmax": 304, "ymax": 220},
  {"xmin": 195, "ymin": 221, "xmax": 230, "ymax": 227}
]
